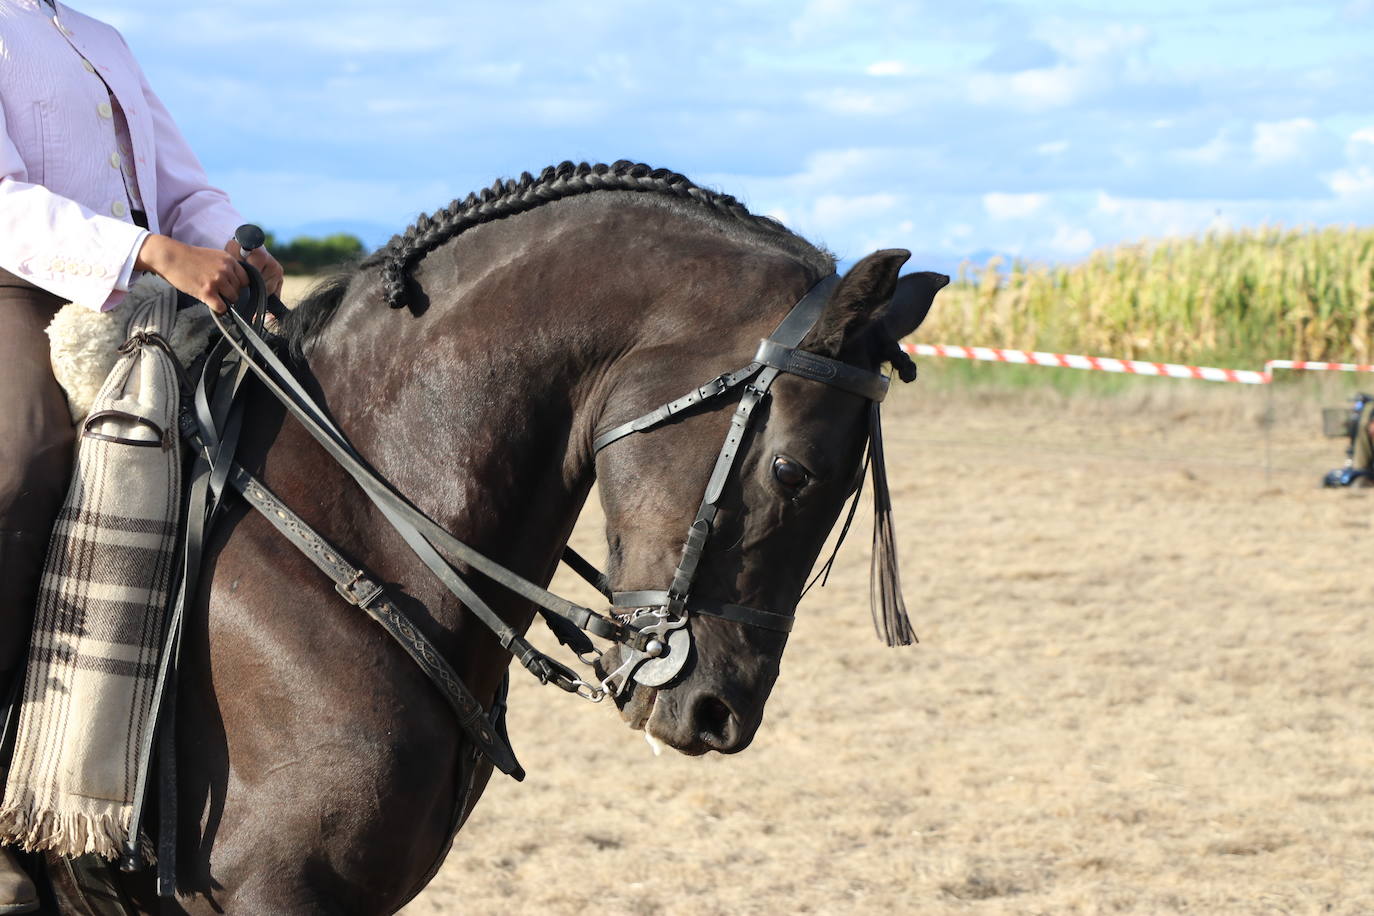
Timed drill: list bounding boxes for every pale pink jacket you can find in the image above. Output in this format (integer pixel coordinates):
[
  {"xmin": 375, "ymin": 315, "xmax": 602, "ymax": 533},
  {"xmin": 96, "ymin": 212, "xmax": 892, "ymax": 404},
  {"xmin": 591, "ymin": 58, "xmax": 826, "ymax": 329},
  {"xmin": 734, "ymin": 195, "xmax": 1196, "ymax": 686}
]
[{"xmin": 0, "ymin": 0, "xmax": 243, "ymax": 310}]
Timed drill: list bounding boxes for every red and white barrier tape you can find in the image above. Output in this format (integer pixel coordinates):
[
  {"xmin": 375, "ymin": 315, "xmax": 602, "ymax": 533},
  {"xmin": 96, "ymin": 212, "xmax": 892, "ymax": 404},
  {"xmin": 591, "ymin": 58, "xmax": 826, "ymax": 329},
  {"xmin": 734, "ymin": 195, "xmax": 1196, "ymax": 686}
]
[
  {"xmin": 1263, "ymin": 359, "xmax": 1374, "ymax": 376},
  {"xmin": 901, "ymin": 343, "xmax": 1374, "ymax": 385}
]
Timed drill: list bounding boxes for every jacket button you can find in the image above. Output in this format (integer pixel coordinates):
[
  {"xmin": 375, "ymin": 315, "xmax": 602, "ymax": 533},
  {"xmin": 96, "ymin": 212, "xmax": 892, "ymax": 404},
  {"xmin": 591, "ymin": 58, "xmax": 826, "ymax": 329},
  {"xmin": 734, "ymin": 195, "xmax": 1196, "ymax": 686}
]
[
  {"xmin": 83, "ymin": 60, "xmax": 95, "ymax": 74},
  {"xmin": 112, "ymin": 201, "xmax": 127, "ymax": 218},
  {"xmin": 110, "ymin": 152, "xmax": 121, "ymax": 168},
  {"xmin": 98, "ymin": 102, "xmax": 113, "ymax": 119}
]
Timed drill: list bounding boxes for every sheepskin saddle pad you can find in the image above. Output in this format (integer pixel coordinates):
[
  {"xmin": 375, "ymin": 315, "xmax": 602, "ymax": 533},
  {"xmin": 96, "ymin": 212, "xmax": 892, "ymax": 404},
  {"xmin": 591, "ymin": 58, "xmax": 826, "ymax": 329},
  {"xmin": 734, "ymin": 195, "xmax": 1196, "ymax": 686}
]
[{"xmin": 46, "ymin": 276, "xmax": 218, "ymax": 422}]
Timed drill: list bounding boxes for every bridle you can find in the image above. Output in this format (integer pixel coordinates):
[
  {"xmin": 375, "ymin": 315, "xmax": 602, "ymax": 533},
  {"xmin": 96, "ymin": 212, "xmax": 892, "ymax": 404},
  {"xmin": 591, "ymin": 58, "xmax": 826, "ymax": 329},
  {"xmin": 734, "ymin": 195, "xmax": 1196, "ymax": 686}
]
[{"xmin": 563, "ymin": 274, "xmax": 896, "ymax": 696}]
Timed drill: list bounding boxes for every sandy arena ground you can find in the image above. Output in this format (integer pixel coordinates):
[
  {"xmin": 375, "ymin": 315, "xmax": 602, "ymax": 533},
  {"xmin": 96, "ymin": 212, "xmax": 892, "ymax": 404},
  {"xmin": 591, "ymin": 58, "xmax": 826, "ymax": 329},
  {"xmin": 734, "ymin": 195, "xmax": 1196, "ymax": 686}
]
[
  {"xmin": 281, "ymin": 284, "xmax": 1369, "ymax": 913},
  {"xmin": 373, "ymin": 364, "xmax": 1370, "ymax": 916}
]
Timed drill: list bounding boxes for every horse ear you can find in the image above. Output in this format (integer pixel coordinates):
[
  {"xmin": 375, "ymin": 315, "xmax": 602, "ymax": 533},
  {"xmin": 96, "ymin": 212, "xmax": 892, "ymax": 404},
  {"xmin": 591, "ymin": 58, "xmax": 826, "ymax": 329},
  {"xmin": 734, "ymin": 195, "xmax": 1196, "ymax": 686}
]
[
  {"xmin": 801, "ymin": 249, "xmax": 911, "ymax": 355},
  {"xmin": 882, "ymin": 271, "xmax": 949, "ymax": 341}
]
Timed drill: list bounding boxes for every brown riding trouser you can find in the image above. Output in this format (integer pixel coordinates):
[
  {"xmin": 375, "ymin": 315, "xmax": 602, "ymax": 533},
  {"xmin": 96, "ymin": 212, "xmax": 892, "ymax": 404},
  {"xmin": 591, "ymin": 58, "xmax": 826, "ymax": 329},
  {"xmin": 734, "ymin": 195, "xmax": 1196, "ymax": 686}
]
[{"xmin": 0, "ymin": 269, "xmax": 75, "ymax": 675}]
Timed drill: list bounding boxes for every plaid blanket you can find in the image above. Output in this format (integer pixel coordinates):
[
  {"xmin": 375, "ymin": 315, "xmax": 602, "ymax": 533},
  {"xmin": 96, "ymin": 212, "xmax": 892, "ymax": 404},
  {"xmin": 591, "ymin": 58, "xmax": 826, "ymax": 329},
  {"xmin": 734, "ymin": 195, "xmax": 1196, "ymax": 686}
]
[{"xmin": 0, "ymin": 279, "xmax": 182, "ymax": 859}]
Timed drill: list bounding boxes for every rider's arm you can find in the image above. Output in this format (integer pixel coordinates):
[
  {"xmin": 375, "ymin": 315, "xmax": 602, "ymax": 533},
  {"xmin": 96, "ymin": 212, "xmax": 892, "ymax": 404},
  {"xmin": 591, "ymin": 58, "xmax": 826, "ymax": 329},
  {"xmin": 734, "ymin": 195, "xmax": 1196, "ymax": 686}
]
[
  {"xmin": 129, "ymin": 56, "xmax": 243, "ymax": 251},
  {"xmin": 0, "ymin": 94, "xmax": 149, "ymax": 312},
  {"xmin": 125, "ymin": 42, "xmax": 284, "ymax": 297}
]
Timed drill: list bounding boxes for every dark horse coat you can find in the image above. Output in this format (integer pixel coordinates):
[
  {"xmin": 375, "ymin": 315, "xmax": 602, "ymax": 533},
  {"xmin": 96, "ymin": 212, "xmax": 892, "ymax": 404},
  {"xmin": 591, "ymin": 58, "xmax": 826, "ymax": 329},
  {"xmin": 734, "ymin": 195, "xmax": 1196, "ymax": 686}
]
[{"xmin": 89, "ymin": 162, "xmax": 940, "ymax": 915}]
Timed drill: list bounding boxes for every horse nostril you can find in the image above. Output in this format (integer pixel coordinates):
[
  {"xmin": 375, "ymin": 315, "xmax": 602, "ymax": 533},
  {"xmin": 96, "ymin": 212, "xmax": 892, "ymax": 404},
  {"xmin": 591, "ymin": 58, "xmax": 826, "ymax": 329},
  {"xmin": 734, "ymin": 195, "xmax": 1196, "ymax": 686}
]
[{"xmin": 693, "ymin": 694, "xmax": 738, "ymax": 750}]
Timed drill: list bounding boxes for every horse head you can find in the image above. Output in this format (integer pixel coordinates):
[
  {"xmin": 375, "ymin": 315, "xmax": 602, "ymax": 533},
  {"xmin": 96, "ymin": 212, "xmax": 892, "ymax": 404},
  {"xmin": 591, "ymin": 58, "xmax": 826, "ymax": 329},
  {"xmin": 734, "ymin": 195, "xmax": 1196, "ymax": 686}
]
[{"xmin": 593, "ymin": 250, "xmax": 947, "ymax": 754}]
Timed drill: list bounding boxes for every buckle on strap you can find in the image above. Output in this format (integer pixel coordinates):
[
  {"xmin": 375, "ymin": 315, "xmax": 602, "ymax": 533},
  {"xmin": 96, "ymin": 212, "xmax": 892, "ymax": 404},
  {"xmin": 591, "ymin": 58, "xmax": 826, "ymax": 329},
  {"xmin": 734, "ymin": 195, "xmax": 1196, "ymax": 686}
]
[{"xmin": 336, "ymin": 572, "xmax": 385, "ymax": 609}]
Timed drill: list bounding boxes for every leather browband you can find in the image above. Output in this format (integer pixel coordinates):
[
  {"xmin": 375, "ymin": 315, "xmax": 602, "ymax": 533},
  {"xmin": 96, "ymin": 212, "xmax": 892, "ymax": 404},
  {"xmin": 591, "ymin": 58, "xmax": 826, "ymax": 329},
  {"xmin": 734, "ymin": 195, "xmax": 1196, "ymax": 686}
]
[{"xmin": 753, "ymin": 340, "xmax": 889, "ymax": 403}]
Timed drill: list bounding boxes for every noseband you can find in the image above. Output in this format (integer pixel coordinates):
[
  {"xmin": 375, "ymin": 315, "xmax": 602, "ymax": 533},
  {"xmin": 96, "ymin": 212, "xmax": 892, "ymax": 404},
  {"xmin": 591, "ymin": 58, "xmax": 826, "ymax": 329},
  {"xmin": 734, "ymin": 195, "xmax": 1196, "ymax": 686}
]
[{"xmin": 575, "ymin": 274, "xmax": 893, "ymax": 695}]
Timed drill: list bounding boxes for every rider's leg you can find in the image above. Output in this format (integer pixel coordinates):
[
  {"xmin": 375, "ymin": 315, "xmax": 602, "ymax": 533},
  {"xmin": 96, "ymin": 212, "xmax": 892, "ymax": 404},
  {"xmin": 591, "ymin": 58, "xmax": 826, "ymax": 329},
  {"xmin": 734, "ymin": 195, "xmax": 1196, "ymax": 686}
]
[{"xmin": 0, "ymin": 271, "xmax": 75, "ymax": 915}]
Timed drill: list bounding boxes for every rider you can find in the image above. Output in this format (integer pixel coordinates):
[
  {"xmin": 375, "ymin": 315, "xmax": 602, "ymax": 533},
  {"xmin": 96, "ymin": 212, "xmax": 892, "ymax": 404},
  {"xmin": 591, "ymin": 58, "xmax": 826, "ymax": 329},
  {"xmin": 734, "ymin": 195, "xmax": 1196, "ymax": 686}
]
[{"xmin": 1, "ymin": 2, "xmax": 283, "ymax": 909}]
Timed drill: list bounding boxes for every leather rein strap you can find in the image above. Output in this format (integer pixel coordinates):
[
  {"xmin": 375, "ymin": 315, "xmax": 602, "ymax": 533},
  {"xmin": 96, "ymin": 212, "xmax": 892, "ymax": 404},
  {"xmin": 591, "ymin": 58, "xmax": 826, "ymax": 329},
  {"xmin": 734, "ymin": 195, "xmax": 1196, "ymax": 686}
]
[{"xmin": 169, "ymin": 267, "xmax": 884, "ymax": 768}]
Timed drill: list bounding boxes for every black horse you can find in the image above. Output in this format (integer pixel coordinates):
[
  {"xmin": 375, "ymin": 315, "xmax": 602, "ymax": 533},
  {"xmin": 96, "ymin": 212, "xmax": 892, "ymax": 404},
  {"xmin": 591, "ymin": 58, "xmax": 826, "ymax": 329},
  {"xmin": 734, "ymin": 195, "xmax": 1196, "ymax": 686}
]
[{"xmin": 70, "ymin": 161, "xmax": 942, "ymax": 913}]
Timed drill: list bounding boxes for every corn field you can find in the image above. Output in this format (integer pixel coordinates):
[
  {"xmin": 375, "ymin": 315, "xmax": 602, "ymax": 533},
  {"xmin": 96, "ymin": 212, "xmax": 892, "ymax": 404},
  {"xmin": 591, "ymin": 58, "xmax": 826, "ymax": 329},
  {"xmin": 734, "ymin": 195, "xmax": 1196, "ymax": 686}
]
[{"xmin": 923, "ymin": 226, "xmax": 1374, "ymax": 366}]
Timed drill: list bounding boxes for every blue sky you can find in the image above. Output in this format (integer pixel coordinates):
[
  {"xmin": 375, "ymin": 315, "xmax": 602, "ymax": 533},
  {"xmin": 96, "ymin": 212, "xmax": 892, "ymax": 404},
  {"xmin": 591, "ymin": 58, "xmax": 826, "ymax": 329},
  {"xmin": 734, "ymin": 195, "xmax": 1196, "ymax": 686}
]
[{"xmin": 87, "ymin": 0, "xmax": 1374, "ymax": 270}]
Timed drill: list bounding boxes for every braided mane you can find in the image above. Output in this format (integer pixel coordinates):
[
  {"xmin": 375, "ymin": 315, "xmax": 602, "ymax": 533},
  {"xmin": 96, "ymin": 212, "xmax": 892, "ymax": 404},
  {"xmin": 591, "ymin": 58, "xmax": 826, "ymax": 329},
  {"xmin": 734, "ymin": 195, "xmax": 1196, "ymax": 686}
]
[
  {"xmin": 284, "ymin": 160, "xmax": 830, "ymax": 356},
  {"xmin": 364, "ymin": 159, "xmax": 825, "ymax": 310}
]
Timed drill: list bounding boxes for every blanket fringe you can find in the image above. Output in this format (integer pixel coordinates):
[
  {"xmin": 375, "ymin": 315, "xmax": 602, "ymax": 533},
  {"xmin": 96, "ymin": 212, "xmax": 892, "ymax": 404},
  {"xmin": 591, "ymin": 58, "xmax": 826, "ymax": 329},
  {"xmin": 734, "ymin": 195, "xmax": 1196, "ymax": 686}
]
[{"xmin": 0, "ymin": 791, "xmax": 152, "ymax": 861}]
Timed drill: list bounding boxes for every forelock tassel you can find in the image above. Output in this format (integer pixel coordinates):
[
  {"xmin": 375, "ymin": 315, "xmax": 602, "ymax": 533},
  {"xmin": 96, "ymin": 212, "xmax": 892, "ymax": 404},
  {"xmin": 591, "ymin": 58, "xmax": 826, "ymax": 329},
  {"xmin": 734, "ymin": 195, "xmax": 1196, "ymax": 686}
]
[{"xmin": 867, "ymin": 402, "xmax": 916, "ymax": 646}]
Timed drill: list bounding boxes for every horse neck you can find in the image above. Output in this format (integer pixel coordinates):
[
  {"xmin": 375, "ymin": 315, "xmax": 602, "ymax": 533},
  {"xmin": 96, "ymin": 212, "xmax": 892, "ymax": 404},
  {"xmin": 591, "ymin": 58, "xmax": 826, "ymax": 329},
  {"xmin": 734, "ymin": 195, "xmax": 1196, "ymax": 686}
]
[
  {"xmin": 301, "ymin": 289, "xmax": 604, "ymax": 619},
  {"xmin": 272, "ymin": 202, "xmax": 814, "ymax": 675}
]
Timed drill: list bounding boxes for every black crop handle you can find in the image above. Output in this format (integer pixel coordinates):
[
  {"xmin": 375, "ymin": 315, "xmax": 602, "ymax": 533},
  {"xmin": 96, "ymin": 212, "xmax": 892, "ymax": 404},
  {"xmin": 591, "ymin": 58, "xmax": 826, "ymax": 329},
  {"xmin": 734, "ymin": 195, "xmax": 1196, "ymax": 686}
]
[{"xmin": 235, "ymin": 224, "xmax": 266, "ymax": 255}]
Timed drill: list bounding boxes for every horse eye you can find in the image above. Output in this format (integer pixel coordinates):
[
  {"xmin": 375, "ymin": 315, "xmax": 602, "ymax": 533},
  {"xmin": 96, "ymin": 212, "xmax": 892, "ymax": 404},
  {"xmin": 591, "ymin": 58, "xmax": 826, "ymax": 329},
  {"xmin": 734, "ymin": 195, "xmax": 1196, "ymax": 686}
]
[{"xmin": 772, "ymin": 456, "xmax": 809, "ymax": 489}]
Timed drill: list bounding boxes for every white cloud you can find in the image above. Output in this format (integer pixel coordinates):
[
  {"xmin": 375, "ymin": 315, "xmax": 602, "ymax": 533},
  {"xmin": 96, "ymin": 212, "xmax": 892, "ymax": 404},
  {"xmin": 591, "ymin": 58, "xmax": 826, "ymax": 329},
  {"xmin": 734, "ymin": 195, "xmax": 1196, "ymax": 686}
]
[
  {"xmin": 1053, "ymin": 24, "xmax": 1150, "ymax": 63},
  {"xmin": 966, "ymin": 23, "xmax": 1152, "ymax": 113},
  {"xmin": 1037, "ymin": 140, "xmax": 1070, "ymax": 156},
  {"xmin": 216, "ymin": 170, "xmax": 455, "ymax": 229},
  {"xmin": 866, "ymin": 60, "xmax": 908, "ymax": 77},
  {"xmin": 983, "ymin": 192, "xmax": 1049, "ymax": 220},
  {"xmin": 1327, "ymin": 168, "xmax": 1374, "ymax": 198},
  {"xmin": 1251, "ymin": 118, "xmax": 1319, "ymax": 165},
  {"xmin": 789, "ymin": 0, "xmax": 858, "ymax": 40},
  {"xmin": 1047, "ymin": 224, "xmax": 1095, "ymax": 256},
  {"xmin": 1323, "ymin": 126, "xmax": 1374, "ymax": 199},
  {"xmin": 1176, "ymin": 130, "xmax": 1230, "ymax": 164},
  {"xmin": 968, "ymin": 65, "xmax": 1088, "ymax": 111},
  {"xmin": 1093, "ymin": 192, "xmax": 1232, "ymax": 238},
  {"xmin": 811, "ymin": 192, "xmax": 900, "ymax": 225},
  {"xmin": 804, "ymin": 89, "xmax": 894, "ymax": 116},
  {"xmin": 1347, "ymin": 126, "xmax": 1374, "ymax": 166}
]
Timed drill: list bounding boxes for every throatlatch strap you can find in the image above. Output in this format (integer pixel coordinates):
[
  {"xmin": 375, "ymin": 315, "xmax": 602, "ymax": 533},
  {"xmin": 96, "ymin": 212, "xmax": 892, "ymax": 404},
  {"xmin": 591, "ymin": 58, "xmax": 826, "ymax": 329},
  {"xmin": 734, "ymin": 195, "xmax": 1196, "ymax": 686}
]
[{"xmin": 591, "ymin": 363, "xmax": 762, "ymax": 453}]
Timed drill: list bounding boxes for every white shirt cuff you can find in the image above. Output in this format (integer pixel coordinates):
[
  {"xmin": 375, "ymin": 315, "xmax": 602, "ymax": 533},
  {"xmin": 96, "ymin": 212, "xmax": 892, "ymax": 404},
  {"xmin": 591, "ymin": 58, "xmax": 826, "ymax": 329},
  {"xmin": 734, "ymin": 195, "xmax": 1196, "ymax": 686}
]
[{"xmin": 114, "ymin": 228, "xmax": 151, "ymax": 293}]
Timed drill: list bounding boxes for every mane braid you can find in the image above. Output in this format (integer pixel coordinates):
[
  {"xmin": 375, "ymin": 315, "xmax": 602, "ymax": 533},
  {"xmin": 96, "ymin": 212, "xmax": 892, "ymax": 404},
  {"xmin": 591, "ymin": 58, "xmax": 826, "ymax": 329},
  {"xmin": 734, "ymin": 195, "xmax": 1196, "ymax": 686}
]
[{"xmin": 364, "ymin": 160, "xmax": 817, "ymax": 310}]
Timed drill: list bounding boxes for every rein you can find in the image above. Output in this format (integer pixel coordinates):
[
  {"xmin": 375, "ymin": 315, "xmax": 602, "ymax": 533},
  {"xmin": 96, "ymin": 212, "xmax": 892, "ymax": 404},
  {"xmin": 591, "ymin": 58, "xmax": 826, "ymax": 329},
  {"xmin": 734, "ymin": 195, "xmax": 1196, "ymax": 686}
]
[
  {"xmin": 137, "ymin": 248, "xmax": 911, "ymax": 784},
  {"xmin": 200, "ymin": 259, "xmax": 913, "ymax": 703}
]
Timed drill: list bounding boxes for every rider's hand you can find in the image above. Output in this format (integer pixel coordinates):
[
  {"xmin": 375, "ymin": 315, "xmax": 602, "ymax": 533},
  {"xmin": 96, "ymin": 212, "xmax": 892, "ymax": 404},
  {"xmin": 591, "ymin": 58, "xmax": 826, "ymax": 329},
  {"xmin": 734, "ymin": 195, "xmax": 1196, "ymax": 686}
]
[
  {"xmin": 134, "ymin": 234, "xmax": 248, "ymax": 314},
  {"xmin": 224, "ymin": 238, "xmax": 285, "ymax": 298}
]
